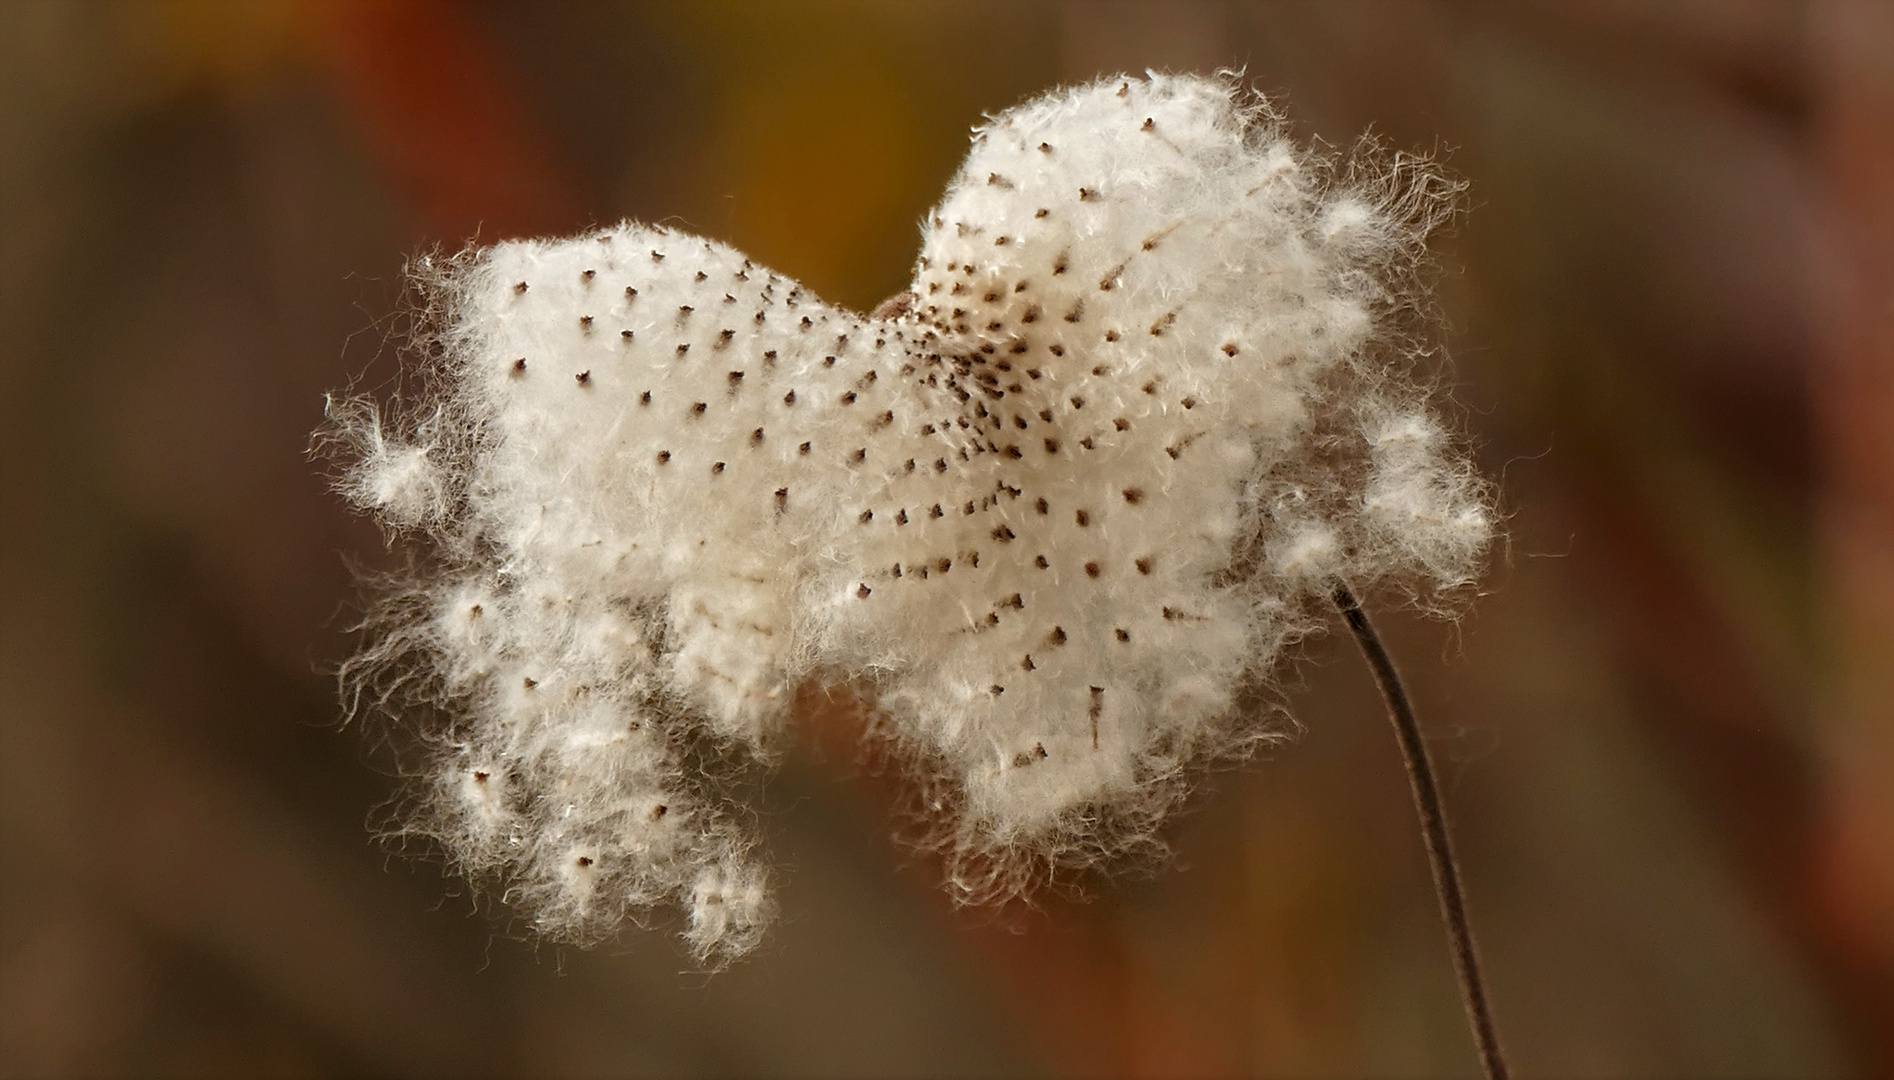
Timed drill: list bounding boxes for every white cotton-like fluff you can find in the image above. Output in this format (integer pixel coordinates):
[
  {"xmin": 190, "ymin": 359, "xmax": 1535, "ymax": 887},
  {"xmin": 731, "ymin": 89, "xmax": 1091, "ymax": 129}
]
[
  {"xmin": 325, "ymin": 73, "xmax": 1491, "ymax": 962},
  {"xmin": 323, "ymin": 399, "xmax": 449, "ymax": 527}
]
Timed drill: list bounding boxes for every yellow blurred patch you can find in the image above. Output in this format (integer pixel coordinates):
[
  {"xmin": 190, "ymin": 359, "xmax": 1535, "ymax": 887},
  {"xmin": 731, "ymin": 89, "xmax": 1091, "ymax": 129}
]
[
  {"xmin": 116, "ymin": 0, "xmax": 309, "ymax": 100},
  {"xmin": 714, "ymin": 77, "xmax": 924, "ymax": 310},
  {"xmin": 660, "ymin": 5, "xmax": 942, "ymax": 311}
]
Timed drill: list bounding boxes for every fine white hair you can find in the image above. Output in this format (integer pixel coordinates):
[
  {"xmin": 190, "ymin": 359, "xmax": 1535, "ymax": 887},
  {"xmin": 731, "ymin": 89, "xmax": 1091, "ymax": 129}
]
[{"xmin": 324, "ymin": 72, "xmax": 1490, "ymax": 964}]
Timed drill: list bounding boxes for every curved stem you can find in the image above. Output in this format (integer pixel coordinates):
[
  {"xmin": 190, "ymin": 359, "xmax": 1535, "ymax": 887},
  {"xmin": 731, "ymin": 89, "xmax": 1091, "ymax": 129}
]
[{"xmin": 1333, "ymin": 583, "xmax": 1510, "ymax": 1080}]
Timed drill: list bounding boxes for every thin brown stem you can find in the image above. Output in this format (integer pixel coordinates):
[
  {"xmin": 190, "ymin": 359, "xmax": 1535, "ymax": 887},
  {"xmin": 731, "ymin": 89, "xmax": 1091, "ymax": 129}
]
[{"xmin": 1333, "ymin": 583, "xmax": 1509, "ymax": 1080}]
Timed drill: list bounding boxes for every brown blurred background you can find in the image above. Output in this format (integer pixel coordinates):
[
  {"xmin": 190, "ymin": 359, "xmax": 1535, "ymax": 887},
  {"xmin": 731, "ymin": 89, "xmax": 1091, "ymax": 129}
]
[{"xmin": 2, "ymin": 2, "xmax": 1890, "ymax": 1077}]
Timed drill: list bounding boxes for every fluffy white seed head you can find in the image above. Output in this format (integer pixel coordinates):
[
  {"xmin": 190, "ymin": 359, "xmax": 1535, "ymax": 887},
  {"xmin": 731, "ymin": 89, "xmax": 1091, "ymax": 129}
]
[{"xmin": 325, "ymin": 72, "xmax": 1491, "ymax": 962}]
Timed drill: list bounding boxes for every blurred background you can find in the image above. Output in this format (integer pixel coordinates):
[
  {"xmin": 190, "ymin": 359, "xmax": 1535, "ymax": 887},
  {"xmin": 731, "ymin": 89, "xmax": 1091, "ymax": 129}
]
[{"xmin": 2, "ymin": 2, "xmax": 1890, "ymax": 1076}]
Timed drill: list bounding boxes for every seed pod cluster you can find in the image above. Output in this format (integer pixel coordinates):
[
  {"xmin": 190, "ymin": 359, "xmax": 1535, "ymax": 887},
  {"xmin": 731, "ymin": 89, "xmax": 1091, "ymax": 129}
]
[{"xmin": 326, "ymin": 72, "xmax": 1491, "ymax": 963}]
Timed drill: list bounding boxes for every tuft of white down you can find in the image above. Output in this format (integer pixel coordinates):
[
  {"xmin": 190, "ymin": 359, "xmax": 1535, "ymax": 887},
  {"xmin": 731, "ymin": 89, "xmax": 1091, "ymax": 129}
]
[{"xmin": 327, "ymin": 72, "xmax": 1491, "ymax": 961}]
